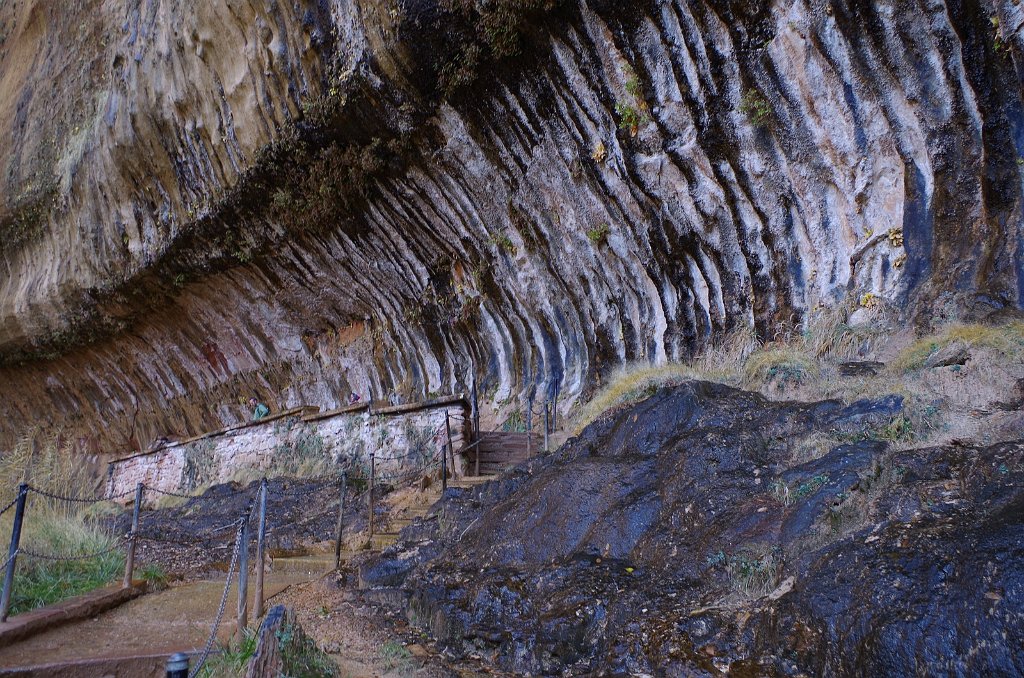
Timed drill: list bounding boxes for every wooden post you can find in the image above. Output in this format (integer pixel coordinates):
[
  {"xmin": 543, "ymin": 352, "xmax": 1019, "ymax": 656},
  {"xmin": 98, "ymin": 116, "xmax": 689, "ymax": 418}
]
[
  {"xmin": 253, "ymin": 479, "xmax": 268, "ymax": 619},
  {"xmin": 122, "ymin": 482, "xmax": 144, "ymax": 588},
  {"xmin": 369, "ymin": 452, "xmax": 376, "ymax": 538},
  {"xmin": 333, "ymin": 472, "xmax": 347, "ymax": 570},
  {"xmin": 0, "ymin": 485, "xmax": 27, "ymax": 621},
  {"xmin": 237, "ymin": 515, "xmax": 250, "ymax": 635}
]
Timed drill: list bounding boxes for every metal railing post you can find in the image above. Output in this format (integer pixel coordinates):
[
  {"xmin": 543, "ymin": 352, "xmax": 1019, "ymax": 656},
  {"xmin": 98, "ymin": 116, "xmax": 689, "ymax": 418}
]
[
  {"xmin": 0, "ymin": 484, "xmax": 28, "ymax": 621},
  {"xmin": 165, "ymin": 652, "xmax": 189, "ymax": 678},
  {"xmin": 441, "ymin": 433, "xmax": 448, "ymax": 493},
  {"xmin": 471, "ymin": 378, "xmax": 479, "ymax": 441},
  {"xmin": 552, "ymin": 386, "xmax": 560, "ymax": 431},
  {"xmin": 444, "ymin": 412, "xmax": 454, "ymax": 482},
  {"xmin": 236, "ymin": 513, "xmax": 250, "ymax": 635},
  {"xmin": 369, "ymin": 452, "xmax": 376, "ymax": 538},
  {"xmin": 333, "ymin": 472, "xmax": 347, "ymax": 570},
  {"xmin": 527, "ymin": 396, "xmax": 533, "ymax": 458},
  {"xmin": 544, "ymin": 402, "xmax": 550, "ymax": 453},
  {"xmin": 253, "ymin": 479, "xmax": 268, "ymax": 619},
  {"xmin": 123, "ymin": 482, "xmax": 143, "ymax": 588}
]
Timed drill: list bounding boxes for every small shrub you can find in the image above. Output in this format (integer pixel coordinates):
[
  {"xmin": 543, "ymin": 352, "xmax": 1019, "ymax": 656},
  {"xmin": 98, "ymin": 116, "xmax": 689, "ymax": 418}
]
[
  {"xmin": 615, "ymin": 101, "xmax": 648, "ymax": 135},
  {"xmin": 875, "ymin": 413, "xmax": 913, "ymax": 442},
  {"xmin": 725, "ymin": 545, "xmax": 781, "ymax": 597},
  {"xmin": 743, "ymin": 345, "xmax": 817, "ymax": 388},
  {"xmin": 586, "ymin": 222, "xmax": 610, "ymax": 245},
  {"xmin": 739, "ymin": 89, "xmax": 772, "ymax": 127},
  {"xmin": 197, "ymin": 628, "xmax": 258, "ymax": 678},
  {"xmin": 380, "ymin": 639, "xmax": 413, "ymax": 670},
  {"xmin": 140, "ymin": 563, "xmax": 169, "ymax": 590},
  {"xmin": 489, "ymin": 232, "xmax": 517, "ymax": 255}
]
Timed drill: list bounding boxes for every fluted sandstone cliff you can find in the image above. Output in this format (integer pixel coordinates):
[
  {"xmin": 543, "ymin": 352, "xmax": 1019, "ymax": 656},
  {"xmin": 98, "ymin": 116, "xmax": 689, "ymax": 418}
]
[{"xmin": 1, "ymin": 0, "xmax": 1022, "ymax": 450}]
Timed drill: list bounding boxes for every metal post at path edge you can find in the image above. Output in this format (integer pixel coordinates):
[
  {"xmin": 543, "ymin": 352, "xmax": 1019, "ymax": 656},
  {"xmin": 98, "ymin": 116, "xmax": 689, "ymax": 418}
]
[
  {"xmin": 165, "ymin": 652, "xmax": 189, "ymax": 678},
  {"xmin": 544, "ymin": 402, "xmax": 550, "ymax": 453},
  {"xmin": 369, "ymin": 452, "xmax": 376, "ymax": 538},
  {"xmin": 445, "ymin": 412, "xmax": 454, "ymax": 484},
  {"xmin": 442, "ymin": 418, "xmax": 449, "ymax": 494},
  {"xmin": 253, "ymin": 478, "xmax": 268, "ymax": 619},
  {"xmin": 123, "ymin": 482, "xmax": 143, "ymax": 588},
  {"xmin": 0, "ymin": 484, "xmax": 27, "ymax": 621},
  {"xmin": 236, "ymin": 513, "xmax": 250, "ymax": 636},
  {"xmin": 334, "ymin": 471, "xmax": 347, "ymax": 570},
  {"xmin": 527, "ymin": 395, "xmax": 533, "ymax": 458}
]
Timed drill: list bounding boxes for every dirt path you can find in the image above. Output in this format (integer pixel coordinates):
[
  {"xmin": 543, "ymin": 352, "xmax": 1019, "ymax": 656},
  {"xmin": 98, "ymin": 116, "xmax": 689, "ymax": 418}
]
[
  {"xmin": 0, "ymin": 569, "xmax": 312, "ymax": 670},
  {"xmin": 273, "ymin": 570, "xmax": 505, "ymax": 678}
]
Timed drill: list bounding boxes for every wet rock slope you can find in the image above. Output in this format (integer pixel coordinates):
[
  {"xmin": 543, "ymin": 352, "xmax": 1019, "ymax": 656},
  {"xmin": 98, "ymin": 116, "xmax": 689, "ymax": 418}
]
[
  {"xmin": 2, "ymin": 0, "xmax": 1024, "ymax": 447},
  {"xmin": 363, "ymin": 382, "xmax": 1024, "ymax": 676}
]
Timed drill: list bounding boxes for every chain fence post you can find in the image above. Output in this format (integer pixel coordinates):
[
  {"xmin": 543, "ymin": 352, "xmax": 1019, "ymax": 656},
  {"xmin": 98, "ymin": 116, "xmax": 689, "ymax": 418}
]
[
  {"xmin": 123, "ymin": 482, "xmax": 143, "ymax": 588},
  {"xmin": 0, "ymin": 484, "xmax": 27, "ymax": 621},
  {"xmin": 334, "ymin": 471, "xmax": 347, "ymax": 569},
  {"xmin": 236, "ymin": 514, "xmax": 250, "ymax": 637},
  {"xmin": 441, "ymin": 425, "xmax": 448, "ymax": 494},
  {"xmin": 165, "ymin": 652, "xmax": 189, "ymax": 678},
  {"xmin": 369, "ymin": 452, "xmax": 376, "ymax": 538},
  {"xmin": 552, "ymin": 384, "xmax": 560, "ymax": 432},
  {"xmin": 253, "ymin": 479, "xmax": 268, "ymax": 619},
  {"xmin": 444, "ymin": 412, "xmax": 454, "ymax": 484},
  {"xmin": 527, "ymin": 395, "xmax": 533, "ymax": 458},
  {"xmin": 471, "ymin": 376, "xmax": 479, "ymax": 442},
  {"xmin": 544, "ymin": 402, "xmax": 550, "ymax": 453}
]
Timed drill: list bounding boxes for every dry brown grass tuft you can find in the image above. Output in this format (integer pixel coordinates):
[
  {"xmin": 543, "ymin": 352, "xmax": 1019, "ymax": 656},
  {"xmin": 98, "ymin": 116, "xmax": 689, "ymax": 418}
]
[
  {"xmin": 573, "ymin": 328, "xmax": 757, "ymax": 432},
  {"xmin": 892, "ymin": 321, "xmax": 1024, "ymax": 372}
]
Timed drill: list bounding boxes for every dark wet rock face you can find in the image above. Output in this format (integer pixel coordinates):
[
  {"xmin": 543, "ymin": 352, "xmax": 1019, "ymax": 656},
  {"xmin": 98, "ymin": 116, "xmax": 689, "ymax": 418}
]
[{"xmin": 364, "ymin": 383, "xmax": 1024, "ymax": 675}]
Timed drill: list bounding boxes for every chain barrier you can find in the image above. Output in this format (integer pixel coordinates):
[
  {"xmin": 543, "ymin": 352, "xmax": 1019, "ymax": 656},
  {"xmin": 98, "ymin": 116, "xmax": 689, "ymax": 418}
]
[
  {"xmin": 143, "ymin": 484, "xmax": 251, "ymax": 500},
  {"xmin": 0, "ymin": 549, "xmax": 18, "ymax": 575},
  {"xmin": 20, "ymin": 537, "xmax": 127, "ymax": 563},
  {"xmin": 135, "ymin": 532, "xmax": 236, "ymax": 549},
  {"xmin": 26, "ymin": 485, "xmax": 137, "ymax": 504},
  {"xmin": 189, "ymin": 516, "xmax": 245, "ymax": 678},
  {"xmin": 0, "ymin": 495, "xmax": 20, "ymax": 518}
]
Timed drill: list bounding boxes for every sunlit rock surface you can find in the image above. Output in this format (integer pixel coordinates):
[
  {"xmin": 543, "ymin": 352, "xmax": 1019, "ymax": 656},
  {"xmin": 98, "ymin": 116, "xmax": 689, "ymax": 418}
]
[{"xmin": 1, "ymin": 0, "xmax": 1023, "ymax": 449}]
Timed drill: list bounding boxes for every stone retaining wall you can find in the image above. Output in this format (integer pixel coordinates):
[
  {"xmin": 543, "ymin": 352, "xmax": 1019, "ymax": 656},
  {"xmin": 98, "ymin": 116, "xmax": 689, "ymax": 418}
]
[{"xmin": 106, "ymin": 397, "xmax": 468, "ymax": 502}]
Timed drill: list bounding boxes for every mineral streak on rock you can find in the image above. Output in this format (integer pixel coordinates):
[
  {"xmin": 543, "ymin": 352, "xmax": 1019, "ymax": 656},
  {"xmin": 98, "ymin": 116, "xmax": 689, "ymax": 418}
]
[{"xmin": 1, "ymin": 0, "xmax": 1023, "ymax": 448}]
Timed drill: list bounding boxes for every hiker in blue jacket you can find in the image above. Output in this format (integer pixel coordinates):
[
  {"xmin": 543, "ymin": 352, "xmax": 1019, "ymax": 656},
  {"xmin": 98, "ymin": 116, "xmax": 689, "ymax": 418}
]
[{"xmin": 248, "ymin": 397, "xmax": 270, "ymax": 421}]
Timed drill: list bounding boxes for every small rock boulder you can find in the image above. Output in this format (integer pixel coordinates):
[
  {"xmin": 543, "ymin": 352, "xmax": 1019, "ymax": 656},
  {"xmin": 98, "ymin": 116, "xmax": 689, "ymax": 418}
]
[
  {"xmin": 924, "ymin": 341, "xmax": 969, "ymax": 368},
  {"xmin": 838, "ymin": 361, "xmax": 885, "ymax": 376}
]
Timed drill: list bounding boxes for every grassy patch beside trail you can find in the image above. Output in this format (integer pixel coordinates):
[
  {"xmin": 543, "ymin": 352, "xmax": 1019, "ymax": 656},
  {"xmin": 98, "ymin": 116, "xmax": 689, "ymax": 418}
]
[
  {"xmin": 8, "ymin": 513, "xmax": 124, "ymax": 616},
  {"xmin": 0, "ymin": 430, "xmax": 128, "ymax": 616}
]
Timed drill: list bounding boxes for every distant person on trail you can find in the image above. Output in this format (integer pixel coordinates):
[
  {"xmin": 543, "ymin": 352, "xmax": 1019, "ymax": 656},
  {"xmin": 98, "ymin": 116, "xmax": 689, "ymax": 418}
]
[
  {"xmin": 349, "ymin": 392, "xmax": 361, "ymax": 405},
  {"xmin": 249, "ymin": 397, "xmax": 270, "ymax": 421}
]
